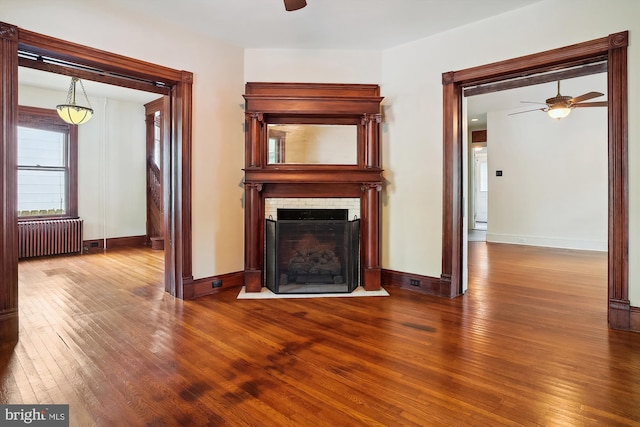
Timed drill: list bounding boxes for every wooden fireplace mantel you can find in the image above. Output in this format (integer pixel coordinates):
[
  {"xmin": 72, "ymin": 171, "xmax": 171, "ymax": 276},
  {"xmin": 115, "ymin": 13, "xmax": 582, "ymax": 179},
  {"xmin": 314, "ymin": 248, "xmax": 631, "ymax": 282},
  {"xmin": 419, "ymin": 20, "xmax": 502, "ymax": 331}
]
[{"xmin": 243, "ymin": 82, "xmax": 384, "ymax": 292}]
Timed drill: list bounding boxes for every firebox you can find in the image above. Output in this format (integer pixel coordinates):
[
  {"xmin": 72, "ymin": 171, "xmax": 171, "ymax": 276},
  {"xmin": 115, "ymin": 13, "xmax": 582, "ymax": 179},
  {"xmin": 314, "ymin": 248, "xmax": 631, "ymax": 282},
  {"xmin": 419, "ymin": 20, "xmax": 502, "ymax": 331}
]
[{"xmin": 265, "ymin": 209, "xmax": 360, "ymax": 294}]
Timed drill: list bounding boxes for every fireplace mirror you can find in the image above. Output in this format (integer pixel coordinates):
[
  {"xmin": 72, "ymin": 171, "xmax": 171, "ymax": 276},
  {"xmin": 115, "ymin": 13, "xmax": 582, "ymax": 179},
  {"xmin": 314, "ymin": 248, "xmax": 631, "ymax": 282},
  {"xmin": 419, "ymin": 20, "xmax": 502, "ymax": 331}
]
[{"xmin": 267, "ymin": 124, "xmax": 357, "ymax": 165}]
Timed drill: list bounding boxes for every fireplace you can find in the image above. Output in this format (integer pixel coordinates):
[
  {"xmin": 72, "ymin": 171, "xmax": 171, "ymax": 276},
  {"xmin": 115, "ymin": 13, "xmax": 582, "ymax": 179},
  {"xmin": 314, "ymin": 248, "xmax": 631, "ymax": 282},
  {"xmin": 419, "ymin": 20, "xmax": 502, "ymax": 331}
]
[
  {"xmin": 243, "ymin": 82, "xmax": 383, "ymax": 293},
  {"xmin": 265, "ymin": 209, "xmax": 360, "ymax": 294}
]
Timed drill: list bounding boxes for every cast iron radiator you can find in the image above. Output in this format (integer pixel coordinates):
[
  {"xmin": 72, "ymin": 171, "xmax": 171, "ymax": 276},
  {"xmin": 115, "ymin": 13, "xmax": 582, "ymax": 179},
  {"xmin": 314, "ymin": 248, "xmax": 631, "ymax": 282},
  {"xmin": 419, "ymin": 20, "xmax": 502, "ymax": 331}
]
[{"xmin": 18, "ymin": 218, "xmax": 84, "ymax": 259}]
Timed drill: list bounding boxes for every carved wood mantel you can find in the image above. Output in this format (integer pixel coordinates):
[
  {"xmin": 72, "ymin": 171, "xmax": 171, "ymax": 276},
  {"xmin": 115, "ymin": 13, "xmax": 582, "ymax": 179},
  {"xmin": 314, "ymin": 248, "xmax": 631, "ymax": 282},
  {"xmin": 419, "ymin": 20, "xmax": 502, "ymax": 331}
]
[{"xmin": 243, "ymin": 83, "xmax": 384, "ymax": 292}]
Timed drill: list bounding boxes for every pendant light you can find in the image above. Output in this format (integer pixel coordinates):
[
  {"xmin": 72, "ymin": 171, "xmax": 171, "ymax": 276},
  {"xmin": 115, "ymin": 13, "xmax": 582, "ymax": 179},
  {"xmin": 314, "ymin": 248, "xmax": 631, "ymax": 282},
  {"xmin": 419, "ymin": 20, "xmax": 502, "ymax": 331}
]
[{"xmin": 56, "ymin": 77, "xmax": 94, "ymax": 125}]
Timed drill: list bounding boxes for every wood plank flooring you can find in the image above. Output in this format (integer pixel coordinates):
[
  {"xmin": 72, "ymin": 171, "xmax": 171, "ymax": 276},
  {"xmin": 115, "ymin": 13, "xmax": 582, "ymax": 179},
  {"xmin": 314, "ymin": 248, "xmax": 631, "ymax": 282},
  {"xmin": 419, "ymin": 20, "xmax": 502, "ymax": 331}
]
[{"xmin": 1, "ymin": 243, "xmax": 639, "ymax": 426}]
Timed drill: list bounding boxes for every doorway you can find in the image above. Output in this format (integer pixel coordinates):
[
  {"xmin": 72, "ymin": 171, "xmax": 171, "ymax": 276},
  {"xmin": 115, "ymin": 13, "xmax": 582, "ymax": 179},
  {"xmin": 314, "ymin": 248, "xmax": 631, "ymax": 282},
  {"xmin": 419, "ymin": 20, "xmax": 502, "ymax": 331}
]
[
  {"xmin": 441, "ymin": 31, "xmax": 629, "ymax": 329},
  {"xmin": 145, "ymin": 97, "xmax": 169, "ymax": 250},
  {"xmin": 0, "ymin": 21, "xmax": 194, "ymax": 344},
  {"xmin": 472, "ymin": 146, "xmax": 488, "ymax": 230}
]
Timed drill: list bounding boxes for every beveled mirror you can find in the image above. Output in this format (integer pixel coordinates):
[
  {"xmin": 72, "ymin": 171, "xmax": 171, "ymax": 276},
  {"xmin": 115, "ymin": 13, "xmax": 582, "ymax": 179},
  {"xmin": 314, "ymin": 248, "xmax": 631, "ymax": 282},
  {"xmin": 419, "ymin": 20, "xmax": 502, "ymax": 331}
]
[{"xmin": 267, "ymin": 123, "xmax": 357, "ymax": 165}]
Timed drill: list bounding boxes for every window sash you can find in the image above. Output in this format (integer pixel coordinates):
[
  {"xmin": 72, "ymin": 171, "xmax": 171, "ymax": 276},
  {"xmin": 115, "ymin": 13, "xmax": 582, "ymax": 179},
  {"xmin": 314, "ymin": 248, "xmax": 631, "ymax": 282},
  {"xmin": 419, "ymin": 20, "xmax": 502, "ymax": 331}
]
[{"xmin": 17, "ymin": 106, "xmax": 78, "ymax": 220}]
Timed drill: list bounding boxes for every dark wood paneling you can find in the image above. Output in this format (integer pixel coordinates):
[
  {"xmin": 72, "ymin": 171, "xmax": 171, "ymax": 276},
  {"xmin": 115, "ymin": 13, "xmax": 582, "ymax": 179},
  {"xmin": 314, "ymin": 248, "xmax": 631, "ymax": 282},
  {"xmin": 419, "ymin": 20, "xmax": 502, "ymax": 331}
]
[{"xmin": 442, "ymin": 31, "xmax": 630, "ymax": 329}]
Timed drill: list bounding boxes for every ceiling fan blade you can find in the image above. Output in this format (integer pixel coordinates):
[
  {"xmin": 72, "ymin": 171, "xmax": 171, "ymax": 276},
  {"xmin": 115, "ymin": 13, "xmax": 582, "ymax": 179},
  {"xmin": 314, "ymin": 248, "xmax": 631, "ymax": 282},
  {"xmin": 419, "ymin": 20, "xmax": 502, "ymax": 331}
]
[
  {"xmin": 520, "ymin": 101, "xmax": 548, "ymax": 105},
  {"xmin": 573, "ymin": 101, "xmax": 608, "ymax": 108},
  {"xmin": 508, "ymin": 108, "xmax": 546, "ymax": 116},
  {"xmin": 570, "ymin": 91, "xmax": 604, "ymax": 103},
  {"xmin": 284, "ymin": 0, "xmax": 307, "ymax": 11}
]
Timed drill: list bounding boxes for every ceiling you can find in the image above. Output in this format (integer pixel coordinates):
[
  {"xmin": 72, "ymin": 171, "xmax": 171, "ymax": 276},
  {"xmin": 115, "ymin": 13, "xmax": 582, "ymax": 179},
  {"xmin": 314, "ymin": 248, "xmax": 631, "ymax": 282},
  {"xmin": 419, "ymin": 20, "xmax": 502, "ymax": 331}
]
[{"xmin": 98, "ymin": 0, "xmax": 546, "ymax": 50}]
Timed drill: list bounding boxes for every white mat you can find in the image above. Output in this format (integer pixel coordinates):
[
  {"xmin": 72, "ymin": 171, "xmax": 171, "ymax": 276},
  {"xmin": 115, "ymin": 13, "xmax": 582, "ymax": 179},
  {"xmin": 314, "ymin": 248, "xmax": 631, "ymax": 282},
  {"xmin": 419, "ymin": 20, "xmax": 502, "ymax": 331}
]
[{"xmin": 237, "ymin": 286, "xmax": 389, "ymax": 299}]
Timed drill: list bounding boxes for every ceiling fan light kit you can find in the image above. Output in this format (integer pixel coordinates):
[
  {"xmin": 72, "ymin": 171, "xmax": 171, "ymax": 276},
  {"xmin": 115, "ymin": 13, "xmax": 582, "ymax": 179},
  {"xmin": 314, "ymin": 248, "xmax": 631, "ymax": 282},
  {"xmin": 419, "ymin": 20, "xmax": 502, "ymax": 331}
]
[
  {"xmin": 511, "ymin": 80, "xmax": 606, "ymax": 120},
  {"xmin": 547, "ymin": 104, "xmax": 572, "ymax": 119}
]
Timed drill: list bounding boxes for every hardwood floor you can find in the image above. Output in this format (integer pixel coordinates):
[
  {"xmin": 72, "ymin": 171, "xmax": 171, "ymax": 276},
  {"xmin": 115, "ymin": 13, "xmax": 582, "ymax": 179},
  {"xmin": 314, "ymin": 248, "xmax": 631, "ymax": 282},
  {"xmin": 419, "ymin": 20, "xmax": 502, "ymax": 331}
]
[{"xmin": 2, "ymin": 243, "xmax": 639, "ymax": 426}]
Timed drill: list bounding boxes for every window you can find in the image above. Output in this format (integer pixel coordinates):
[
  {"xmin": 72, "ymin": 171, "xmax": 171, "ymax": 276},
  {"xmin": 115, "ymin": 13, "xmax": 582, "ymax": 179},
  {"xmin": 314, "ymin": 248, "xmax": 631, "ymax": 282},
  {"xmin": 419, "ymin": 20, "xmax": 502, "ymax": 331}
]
[
  {"xmin": 267, "ymin": 128, "xmax": 286, "ymax": 164},
  {"xmin": 17, "ymin": 106, "xmax": 78, "ymax": 219}
]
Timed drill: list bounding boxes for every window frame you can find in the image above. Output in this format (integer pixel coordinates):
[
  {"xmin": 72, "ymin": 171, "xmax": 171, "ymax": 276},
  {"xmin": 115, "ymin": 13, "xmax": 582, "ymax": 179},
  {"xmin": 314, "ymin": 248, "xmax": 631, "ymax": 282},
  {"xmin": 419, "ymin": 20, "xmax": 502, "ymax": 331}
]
[{"xmin": 17, "ymin": 105, "xmax": 78, "ymax": 220}]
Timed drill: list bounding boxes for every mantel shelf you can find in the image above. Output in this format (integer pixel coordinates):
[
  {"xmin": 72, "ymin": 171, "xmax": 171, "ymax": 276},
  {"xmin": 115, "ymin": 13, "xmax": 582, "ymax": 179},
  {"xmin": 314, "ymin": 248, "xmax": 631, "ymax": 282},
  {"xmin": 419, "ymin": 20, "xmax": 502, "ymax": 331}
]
[{"xmin": 244, "ymin": 168, "xmax": 383, "ymax": 184}]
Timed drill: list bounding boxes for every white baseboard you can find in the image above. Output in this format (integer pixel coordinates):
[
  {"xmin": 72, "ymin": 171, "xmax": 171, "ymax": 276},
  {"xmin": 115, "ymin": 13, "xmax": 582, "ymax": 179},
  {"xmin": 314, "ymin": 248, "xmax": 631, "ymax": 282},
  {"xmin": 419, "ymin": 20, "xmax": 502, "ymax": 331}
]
[{"xmin": 485, "ymin": 232, "xmax": 607, "ymax": 252}]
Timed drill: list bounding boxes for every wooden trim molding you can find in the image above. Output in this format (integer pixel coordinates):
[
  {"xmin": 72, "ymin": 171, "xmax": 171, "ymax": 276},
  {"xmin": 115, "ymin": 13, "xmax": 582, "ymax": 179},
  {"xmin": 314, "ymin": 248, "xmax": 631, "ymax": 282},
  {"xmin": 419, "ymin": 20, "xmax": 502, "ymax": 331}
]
[
  {"xmin": 0, "ymin": 21, "xmax": 194, "ymax": 344},
  {"xmin": 630, "ymin": 306, "xmax": 640, "ymax": 333},
  {"xmin": 442, "ymin": 31, "xmax": 630, "ymax": 330},
  {"xmin": 184, "ymin": 271, "xmax": 245, "ymax": 300},
  {"xmin": 381, "ymin": 269, "xmax": 443, "ymax": 296},
  {"xmin": 0, "ymin": 22, "xmax": 20, "ymax": 346},
  {"xmin": 82, "ymin": 236, "xmax": 146, "ymax": 253}
]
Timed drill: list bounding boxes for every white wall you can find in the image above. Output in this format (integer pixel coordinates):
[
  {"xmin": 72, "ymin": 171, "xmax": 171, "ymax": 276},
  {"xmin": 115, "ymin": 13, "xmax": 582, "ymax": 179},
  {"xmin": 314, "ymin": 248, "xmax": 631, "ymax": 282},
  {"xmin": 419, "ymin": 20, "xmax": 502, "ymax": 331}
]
[
  {"xmin": 3, "ymin": 0, "xmax": 246, "ymax": 279},
  {"xmin": 485, "ymin": 77, "xmax": 608, "ymax": 250},
  {"xmin": 245, "ymin": 49, "xmax": 381, "ymax": 83},
  {"xmin": 381, "ymin": 0, "xmax": 640, "ymax": 304},
  {"xmin": 18, "ymin": 85, "xmax": 147, "ymax": 241}
]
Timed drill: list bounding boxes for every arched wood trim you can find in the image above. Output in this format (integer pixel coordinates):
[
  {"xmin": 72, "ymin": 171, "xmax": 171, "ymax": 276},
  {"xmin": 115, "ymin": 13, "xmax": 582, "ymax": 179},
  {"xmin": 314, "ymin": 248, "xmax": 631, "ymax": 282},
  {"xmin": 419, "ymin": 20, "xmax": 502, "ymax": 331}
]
[
  {"xmin": 442, "ymin": 32, "xmax": 629, "ymax": 330},
  {"xmin": 0, "ymin": 21, "xmax": 193, "ymax": 345}
]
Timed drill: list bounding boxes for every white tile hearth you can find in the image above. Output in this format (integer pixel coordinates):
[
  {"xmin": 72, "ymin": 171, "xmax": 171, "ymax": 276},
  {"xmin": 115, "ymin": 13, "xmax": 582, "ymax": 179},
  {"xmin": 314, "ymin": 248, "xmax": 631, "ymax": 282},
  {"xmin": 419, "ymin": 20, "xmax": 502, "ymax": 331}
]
[{"xmin": 237, "ymin": 286, "xmax": 389, "ymax": 299}]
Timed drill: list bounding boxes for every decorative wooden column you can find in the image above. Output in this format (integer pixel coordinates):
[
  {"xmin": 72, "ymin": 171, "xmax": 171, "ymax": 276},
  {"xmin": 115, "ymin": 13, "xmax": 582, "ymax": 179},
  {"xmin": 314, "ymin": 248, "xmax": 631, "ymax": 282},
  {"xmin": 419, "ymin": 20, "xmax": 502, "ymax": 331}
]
[
  {"xmin": 364, "ymin": 113, "xmax": 382, "ymax": 168},
  {"xmin": 606, "ymin": 31, "xmax": 629, "ymax": 330},
  {"xmin": 361, "ymin": 183, "xmax": 382, "ymax": 290},
  {"xmin": 246, "ymin": 112, "xmax": 263, "ymax": 168},
  {"xmin": 0, "ymin": 22, "xmax": 19, "ymax": 346},
  {"xmin": 361, "ymin": 112, "xmax": 383, "ymax": 290},
  {"xmin": 244, "ymin": 182, "xmax": 263, "ymax": 292}
]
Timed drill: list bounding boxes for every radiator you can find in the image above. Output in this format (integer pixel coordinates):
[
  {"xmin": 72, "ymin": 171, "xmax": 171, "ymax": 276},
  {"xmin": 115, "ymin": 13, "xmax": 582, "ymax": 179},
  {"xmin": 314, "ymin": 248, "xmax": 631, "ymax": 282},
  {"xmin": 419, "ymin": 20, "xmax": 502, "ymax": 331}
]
[{"xmin": 18, "ymin": 218, "xmax": 84, "ymax": 259}]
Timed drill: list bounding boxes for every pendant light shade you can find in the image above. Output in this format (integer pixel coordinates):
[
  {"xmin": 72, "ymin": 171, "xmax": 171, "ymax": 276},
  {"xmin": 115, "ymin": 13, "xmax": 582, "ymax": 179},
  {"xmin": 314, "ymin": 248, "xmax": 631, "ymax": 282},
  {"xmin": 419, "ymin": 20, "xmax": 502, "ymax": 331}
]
[{"xmin": 56, "ymin": 77, "xmax": 93, "ymax": 125}]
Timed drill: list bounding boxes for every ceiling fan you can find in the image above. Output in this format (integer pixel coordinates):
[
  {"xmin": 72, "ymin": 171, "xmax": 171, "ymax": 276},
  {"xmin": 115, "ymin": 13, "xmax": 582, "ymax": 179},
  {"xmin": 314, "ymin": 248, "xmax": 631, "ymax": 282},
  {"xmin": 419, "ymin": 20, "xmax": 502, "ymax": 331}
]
[
  {"xmin": 510, "ymin": 80, "xmax": 607, "ymax": 119},
  {"xmin": 284, "ymin": 0, "xmax": 307, "ymax": 11}
]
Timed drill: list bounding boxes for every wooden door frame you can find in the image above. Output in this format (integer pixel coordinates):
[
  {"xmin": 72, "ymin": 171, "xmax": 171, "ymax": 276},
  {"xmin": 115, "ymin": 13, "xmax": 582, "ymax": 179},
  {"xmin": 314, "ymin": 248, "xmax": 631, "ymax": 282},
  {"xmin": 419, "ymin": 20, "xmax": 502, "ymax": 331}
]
[
  {"xmin": 0, "ymin": 22, "xmax": 193, "ymax": 345},
  {"xmin": 441, "ymin": 32, "xmax": 629, "ymax": 330}
]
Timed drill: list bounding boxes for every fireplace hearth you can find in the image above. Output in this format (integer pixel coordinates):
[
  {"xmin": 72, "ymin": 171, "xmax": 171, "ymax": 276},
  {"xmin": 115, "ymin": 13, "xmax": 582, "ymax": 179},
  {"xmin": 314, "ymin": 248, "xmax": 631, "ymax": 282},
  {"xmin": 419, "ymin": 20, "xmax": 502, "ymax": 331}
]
[{"xmin": 265, "ymin": 209, "xmax": 360, "ymax": 294}]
